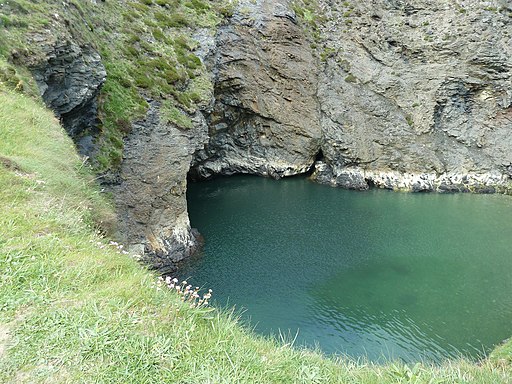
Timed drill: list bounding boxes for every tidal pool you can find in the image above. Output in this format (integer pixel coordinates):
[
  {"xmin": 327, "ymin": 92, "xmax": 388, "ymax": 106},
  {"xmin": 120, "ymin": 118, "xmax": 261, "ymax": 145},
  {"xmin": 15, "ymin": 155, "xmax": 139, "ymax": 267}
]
[{"xmin": 181, "ymin": 175, "xmax": 512, "ymax": 362}]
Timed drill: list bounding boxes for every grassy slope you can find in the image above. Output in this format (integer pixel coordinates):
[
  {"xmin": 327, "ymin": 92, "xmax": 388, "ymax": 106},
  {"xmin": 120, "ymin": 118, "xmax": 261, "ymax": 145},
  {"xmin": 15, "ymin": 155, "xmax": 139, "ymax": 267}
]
[{"xmin": 0, "ymin": 89, "xmax": 510, "ymax": 383}]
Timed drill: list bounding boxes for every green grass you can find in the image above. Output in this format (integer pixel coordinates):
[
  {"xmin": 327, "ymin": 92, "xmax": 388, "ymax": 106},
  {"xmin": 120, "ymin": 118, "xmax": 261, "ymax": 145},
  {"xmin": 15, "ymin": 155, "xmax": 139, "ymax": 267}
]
[
  {"xmin": 291, "ymin": 0, "xmax": 323, "ymax": 41},
  {"xmin": 0, "ymin": 88, "xmax": 511, "ymax": 382},
  {"xmin": 161, "ymin": 100, "xmax": 194, "ymax": 129},
  {"xmin": 344, "ymin": 73, "xmax": 357, "ymax": 83}
]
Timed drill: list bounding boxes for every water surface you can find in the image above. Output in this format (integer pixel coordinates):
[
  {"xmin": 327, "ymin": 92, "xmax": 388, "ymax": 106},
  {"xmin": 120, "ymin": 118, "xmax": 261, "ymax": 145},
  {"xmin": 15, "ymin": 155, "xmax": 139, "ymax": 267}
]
[{"xmin": 182, "ymin": 175, "xmax": 512, "ymax": 362}]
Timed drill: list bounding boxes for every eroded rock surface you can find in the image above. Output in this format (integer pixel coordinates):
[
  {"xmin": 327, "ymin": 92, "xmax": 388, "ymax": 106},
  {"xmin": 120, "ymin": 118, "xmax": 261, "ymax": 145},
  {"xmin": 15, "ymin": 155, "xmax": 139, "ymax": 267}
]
[
  {"xmin": 32, "ymin": 41, "xmax": 106, "ymax": 155},
  {"xmin": 191, "ymin": 0, "xmax": 321, "ymax": 179},
  {"xmin": 25, "ymin": 25, "xmax": 213, "ymax": 269},
  {"xmin": 110, "ymin": 102, "xmax": 208, "ymax": 271},
  {"xmin": 26, "ymin": 0, "xmax": 512, "ymax": 271},
  {"xmin": 312, "ymin": 0, "xmax": 512, "ymax": 192}
]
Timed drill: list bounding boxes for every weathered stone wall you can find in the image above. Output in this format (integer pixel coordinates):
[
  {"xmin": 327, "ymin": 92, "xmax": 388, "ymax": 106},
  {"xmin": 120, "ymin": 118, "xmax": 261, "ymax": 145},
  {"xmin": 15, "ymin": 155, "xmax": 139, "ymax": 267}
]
[
  {"xmin": 311, "ymin": 0, "xmax": 512, "ymax": 192},
  {"xmin": 191, "ymin": 0, "xmax": 321, "ymax": 179}
]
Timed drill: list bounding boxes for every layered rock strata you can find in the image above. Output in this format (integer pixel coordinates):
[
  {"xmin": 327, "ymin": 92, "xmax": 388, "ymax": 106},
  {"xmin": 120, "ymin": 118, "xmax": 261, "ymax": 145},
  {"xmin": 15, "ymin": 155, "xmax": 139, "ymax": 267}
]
[
  {"xmin": 32, "ymin": 41, "xmax": 106, "ymax": 156},
  {"xmin": 191, "ymin": 0, "xmax": 321, "ymax": 179},
  {"xmin": 111, "ymin": 102, "xmax": 208, "ymax": 270},
  {"xmin": 311, "ymin": 0, "xmax": 512, "ymax": 192}
]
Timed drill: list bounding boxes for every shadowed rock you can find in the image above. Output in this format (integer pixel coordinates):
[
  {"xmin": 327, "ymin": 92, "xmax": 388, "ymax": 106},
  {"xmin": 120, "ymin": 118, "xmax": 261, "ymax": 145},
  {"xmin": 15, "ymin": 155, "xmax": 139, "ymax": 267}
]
[{"xmin": 32, "ymin": 42, "xmax": 106, "ymax": 156}]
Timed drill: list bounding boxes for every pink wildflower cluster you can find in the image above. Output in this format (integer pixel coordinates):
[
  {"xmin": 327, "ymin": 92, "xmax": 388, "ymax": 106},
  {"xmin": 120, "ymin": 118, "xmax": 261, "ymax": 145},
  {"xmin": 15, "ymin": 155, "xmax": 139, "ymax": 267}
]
[
  {"xmin": 89, "ymin": 238, "xmax": 129, "ymax": 255},
  {"xmin": 109, "ymin": 240, "xmax": 130, "ymax": 255},
  {"xmin": 158, "ymin": 277, "xmax": 213, "ymax": 308}
]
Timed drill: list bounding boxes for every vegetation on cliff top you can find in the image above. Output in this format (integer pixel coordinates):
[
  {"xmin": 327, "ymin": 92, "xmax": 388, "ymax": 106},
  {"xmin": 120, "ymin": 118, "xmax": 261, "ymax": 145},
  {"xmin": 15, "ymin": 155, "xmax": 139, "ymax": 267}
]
[
  {"xmin": 0, "ymin": 0, "xmax": 233, "ymax": 171},
  {"xmin": 0, "ymin": 87, "xmax": 511, "ymax": 383}
]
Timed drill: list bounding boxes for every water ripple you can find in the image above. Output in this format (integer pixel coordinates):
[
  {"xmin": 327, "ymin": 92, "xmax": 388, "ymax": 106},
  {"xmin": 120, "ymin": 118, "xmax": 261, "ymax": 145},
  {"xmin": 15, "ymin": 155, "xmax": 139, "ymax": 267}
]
[{"xmin": 183, "ymin": 176, "xmax": 512, "ymax": 362}]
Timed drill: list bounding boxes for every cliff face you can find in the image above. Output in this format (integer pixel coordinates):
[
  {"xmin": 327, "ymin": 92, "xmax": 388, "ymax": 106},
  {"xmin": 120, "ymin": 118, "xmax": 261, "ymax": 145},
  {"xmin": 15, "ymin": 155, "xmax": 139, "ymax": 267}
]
[
  {"xmin": 191, "ymin": 0, "xmax": 321, "ymax": 179},
  {"xmin": 31, "ymin": 41, "xmax": 106, "ymax": 156},
  {"xmin": 111, "ymin": 102, "xmax": 208, "ymax": 270},
  {"xmin": 7, "ymin": 0, "xmax": 512, "ymax": 269},
  {"xmin": 197, "ymin": 0, "xmax": 512, "ymax": 193},
  {"xmin": 311, "ymin": 0, "xmax": 512, "ymax": 192}
]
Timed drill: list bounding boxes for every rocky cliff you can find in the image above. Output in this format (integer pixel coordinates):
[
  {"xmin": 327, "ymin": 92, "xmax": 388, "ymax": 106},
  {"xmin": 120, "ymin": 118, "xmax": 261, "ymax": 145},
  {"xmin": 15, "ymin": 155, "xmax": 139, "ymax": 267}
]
[
  {"xmin": 31, "ymin": 41, "xmax": 106, "ymax": 156},
  {"xmin": 310, "ymin": 0, "xmax": 512, "ymax": 193},
  {"xmin": 1, "ymin": 0, "xmax": 223, "ymax": 269},
  {"xmin": 191, "ymin": 0, "xmax": 321, "ymax": 179},
  {"xmin": 111, "ymin": 101, "xmax": 207, "ymax": 271},
  {"xmin": 3, "ymin": 0, "xmax": 511, "ymax": 270},
  {"xmin": 193, "ymin": 0, "xmax": 512, "ymax": 193}
]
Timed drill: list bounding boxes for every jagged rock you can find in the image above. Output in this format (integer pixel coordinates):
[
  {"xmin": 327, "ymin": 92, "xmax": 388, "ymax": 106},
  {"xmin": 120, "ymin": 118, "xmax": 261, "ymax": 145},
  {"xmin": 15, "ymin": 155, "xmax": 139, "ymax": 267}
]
[
  {"xmin": 191, "ymin": 0, "xmax": 321, "ymax": 179},
  {"xmin": 22, "ymin": 0, "xmax": 512, "ymax": 273},
  {"xmin": 110, "ymin": 101, "xmax": 208, "ymax": 270},
  {"xmin": 31, "ymin": 41, "xmax": 106, "ymax": 155},
  {"xmin": 312, "ymin": 0, "xmax": 512, "ymax": 192}
]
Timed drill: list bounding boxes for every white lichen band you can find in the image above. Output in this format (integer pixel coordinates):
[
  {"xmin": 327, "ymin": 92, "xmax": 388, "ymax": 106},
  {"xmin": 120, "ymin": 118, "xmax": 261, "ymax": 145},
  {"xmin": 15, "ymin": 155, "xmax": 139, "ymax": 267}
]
[
  {"xmin": 314, "ymin": 162, "xmax": 512, "ymax": 193},
  {"xmin": 172, "ymin": 212, "xmax": 195, "ymax": 248}
]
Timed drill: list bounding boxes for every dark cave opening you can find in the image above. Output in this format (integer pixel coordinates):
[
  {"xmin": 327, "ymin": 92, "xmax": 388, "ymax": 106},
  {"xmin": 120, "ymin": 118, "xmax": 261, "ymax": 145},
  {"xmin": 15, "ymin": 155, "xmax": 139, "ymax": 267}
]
[
  {"xmin": 365, "ymin": 178, "xmax": 376, "ymax": 189},
  {"xmin": 315, "ymin": 149, "xmax": 324, "ymax": 162},
  {"xmin": 304, "ymin": 148, "xmax": 325, "ymax": 177}
]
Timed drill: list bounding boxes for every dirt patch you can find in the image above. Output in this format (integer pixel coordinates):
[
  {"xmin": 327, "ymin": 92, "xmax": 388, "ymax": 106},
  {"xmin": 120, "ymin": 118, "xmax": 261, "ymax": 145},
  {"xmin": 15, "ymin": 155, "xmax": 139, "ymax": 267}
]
[
  {"xmin": 0, "ymin": 323, "xmax": 11, "ymax": 358},
  {"xmin": 0, "ymin": 156, "xmax": 21, "ymax": 171}
]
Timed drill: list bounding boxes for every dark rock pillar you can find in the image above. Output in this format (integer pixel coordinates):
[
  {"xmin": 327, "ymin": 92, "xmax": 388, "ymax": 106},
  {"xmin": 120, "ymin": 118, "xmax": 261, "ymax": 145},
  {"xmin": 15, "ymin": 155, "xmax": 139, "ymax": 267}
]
[{"xmin": 32, "ymin": 42, "xmax": 106, "ymax": 156}]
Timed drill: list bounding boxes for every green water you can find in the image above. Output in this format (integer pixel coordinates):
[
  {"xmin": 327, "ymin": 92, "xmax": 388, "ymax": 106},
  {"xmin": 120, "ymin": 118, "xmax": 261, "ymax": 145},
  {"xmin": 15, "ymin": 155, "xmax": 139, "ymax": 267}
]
[{"xmin": 182, "ymin": 175, "xmax": 512, "ymax": 362}]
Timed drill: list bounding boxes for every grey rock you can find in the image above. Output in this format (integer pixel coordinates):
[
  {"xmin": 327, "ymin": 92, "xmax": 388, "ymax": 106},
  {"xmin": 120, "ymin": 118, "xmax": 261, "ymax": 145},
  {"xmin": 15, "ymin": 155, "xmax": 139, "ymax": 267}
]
[
  {"xmin": 312, "ymin": 0, "xmax": 512, "ymax": 192},
  {"xmin": 32, "ymin": 41, "xmax": 106, "ymax": 155},
  {"xmin": 191, "ymin": 0, "xmax": 321, "ymax": 180},
  {"xmin": 109, "ymin": 101, "xmax": 208, "ymax": 270}
]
